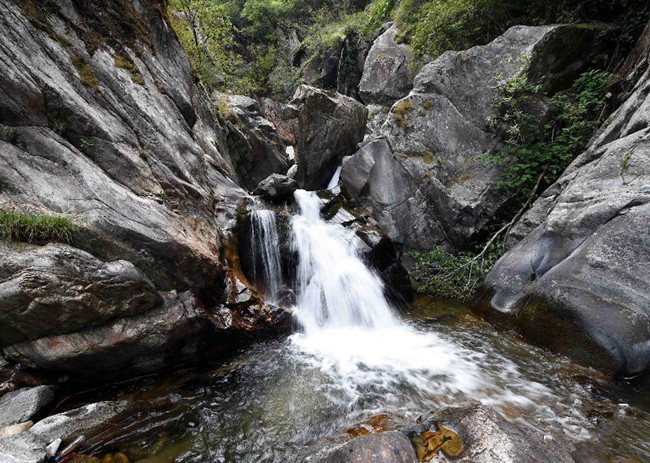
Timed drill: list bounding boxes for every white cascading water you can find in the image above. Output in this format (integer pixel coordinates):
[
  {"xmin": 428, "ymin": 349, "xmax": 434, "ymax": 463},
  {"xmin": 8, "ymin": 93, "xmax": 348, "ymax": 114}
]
[
  {"xmin": 289, "ymin": 190, "xmax": 486, "ymax": 399},
  {"xmin": 250, "ymin": 208, "xmax": 283, "ymax": 304}
]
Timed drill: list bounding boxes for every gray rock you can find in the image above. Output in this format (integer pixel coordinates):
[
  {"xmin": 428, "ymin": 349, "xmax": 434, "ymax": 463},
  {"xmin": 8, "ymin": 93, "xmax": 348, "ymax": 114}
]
[
  {"xmin": 30, "ymin": 401, "xmax": 128, "ymax": 443},
  {"xmin": 483, "ymin": 56, "xmax": 650, "ymax": 376},
  {"xmin": 0, "ymin": 0, "xmax": 286, "ymax": 377},
  {"xmin": 414, "ymin": 405, "xmax": 577, "ymax": 463},
  {"xmin": 0, "ymin": 432, "xmax": 46, "ymax": 463},
  {"xmin": 290, "ymin": 85, "xmax": 367, "ymax": 190},
  {"xmin": 0, "ymin": 243, "xmax": 160, "ymax": 344},
  {"xmin": 0, "ymin": 386, "xmax": 54, "ymax": 427},
  {"xmin": 254, "ymin": 174, "xmax": 298, "ymax": 201},
  {"xmin": 215, "ymin": 93, "xmax": 290, "ymax": 191},
  {"xmin": 302, "ymin": 49, "xmax": 341, "ymax": 89},
  {"xmin": 342, "ymin": 24, "xmax": 610, "ymax": 250},
  {"xmin": 316, "ymin": 431, "xmax": 418, "ymax": 463},
  {"xmin": 45, "ymin": 438, "xmax": 61, "ymax": 457},
  {"xmin": 359, "ymin": 24, "xmax": 417, "ymax": 104},
  {"xmin": 0, "ymin": 421, "xmax": 33, "ymax": 439}
]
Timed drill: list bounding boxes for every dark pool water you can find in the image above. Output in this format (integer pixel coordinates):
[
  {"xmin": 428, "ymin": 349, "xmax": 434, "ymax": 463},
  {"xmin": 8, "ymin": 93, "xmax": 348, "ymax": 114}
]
[{"xmin": 70, "ymin": 298, "xmax": 650, "ymax": 463}]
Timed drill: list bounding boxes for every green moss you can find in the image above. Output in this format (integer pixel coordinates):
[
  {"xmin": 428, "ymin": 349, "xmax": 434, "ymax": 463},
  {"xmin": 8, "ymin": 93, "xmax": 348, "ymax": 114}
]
[
  {"xmin": 422, "ymin": 99, "xmax": 435, "ymax": 110},
  {"xmin": 71, "ymin": 54, "xmax": 100, "ymax": 90},
  {"xmin": 114, "ymin": 53, "xmax": 145, "ymax": 86},
  {"xmin": 1, "ymin": 125, "xmax": 16, "ymax": 143},
  {"xmin": 392, "ymin": 99, "xmax": 414, "ymax": 128},
  {"xmin": 620, "ymin": 151, "xmax": 632, "ymax": 169},
  {"xmin": 0, "ymin": 210, "xmax": 75, "ymax": 244},
  {"xmin": 421, "ymin": 152, "xmax": 435, "ymax": 165}
]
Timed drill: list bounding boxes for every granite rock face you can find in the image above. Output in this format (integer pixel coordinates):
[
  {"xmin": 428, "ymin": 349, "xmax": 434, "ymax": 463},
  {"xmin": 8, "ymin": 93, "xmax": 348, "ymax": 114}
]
[
  {"xmin": 359, "ymin": 24, "xmax": 417, "ymax": 104},
  {"xmin": 216, "ymin": 93, "xmax": 290, "ymax": 191},
  {"xmin": 262, "ymin": 86, "xmax": 367, "ymax": 190},
  {"xmin": 0, "ymin": 386, "xmax": 54, "ymax": 427},
  {"xmin": 0, "ymin": 0, "xmax": 284, "ymax": 377},
  {"xmin": 483, "ymin": 42, "xmax": 650, "ymax": 376},
  {"xmin": 342, "ymin": 24, "xmax": 609, "ymax": 250}
]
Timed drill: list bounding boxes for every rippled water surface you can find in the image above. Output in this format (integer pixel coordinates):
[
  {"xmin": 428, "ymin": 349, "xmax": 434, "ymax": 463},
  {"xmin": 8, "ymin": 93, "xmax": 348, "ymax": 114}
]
[{"xmin": 76, "ymin": 298, "xmax": 650, "ymax": 463}]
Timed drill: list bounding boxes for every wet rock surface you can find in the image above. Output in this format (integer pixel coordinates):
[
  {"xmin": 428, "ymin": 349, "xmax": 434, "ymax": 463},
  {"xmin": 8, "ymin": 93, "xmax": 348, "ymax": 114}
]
[
  {"xmin": 30, "ymin": 400, "xmax": 129, "ymax": 443},
  {"xmin": 410, "ymin": 405, "xmax": 578, "ymax": 463},
  {"xmin": 342, "ymin": 24, "xmax": 610, "ymax": 250},
  {"xmin": 484, "ymin": 39, "xmax": 650, "ymax": 376},
  {"xmin": 317, "ymin": 431, "xmax": 418, "ymax": 463}
]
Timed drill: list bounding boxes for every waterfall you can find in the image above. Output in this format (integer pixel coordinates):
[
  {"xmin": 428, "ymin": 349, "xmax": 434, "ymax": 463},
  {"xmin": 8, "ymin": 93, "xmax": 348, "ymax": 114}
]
[
  {"xmin": 250, "ymin": 209, "xmax": 283, "ymax": 304},
  {"xmin": 289, "ymin": 189, "xmax": 484, "ymax": 398},
  {"xmin": 291, "ymin": 190, "xmax": 398, "ymax": 332}
]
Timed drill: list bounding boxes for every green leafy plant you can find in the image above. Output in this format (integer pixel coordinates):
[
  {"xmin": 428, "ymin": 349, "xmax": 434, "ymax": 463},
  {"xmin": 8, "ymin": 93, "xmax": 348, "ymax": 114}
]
[
  {"xmin": 0, "ymin": 210, "xmax": 75, "ymax": 244},
  {"xmin": 395, "ymin": 0, "xmax": 650, "ymax": 64},
  {"xmin": 363, "ymin": 0, "xmax": 397, "ymax": 36},
  {"xmin": 79, "ymin": 138, "xmax": 93, "ymax": 154},
  {"xmin": 483, "ymin": 69, "xmax": 613, "ymax": 198},
  {"xmin": 409, "ymin": 242, "xmax": 503, "ymax": 301}
]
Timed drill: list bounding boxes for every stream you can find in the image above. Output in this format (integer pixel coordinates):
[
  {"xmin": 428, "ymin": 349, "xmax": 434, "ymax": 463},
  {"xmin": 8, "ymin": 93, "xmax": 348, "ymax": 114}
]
[{"xmin": 70, "ymin": 191, "xmax": 650, "ymax": 462}]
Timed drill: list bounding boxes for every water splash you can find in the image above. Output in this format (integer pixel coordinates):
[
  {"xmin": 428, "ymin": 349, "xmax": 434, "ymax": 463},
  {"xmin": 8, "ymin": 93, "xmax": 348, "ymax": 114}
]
[
  {"xmin": 250, "ymin": 208, "xmax": 283, "ymax": 304},
  {"xmin": 289, "ymin": 190, "xmax": 486, "ymax": 400}
]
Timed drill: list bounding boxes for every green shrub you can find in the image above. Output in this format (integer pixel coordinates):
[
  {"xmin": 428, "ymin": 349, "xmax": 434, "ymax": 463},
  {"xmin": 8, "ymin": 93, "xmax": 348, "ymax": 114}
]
[
  {"xmin": 0, "ymin": 210, "xmax": 75, "ymax": 244},
  {"xmin": 483, "ymin": 68, "xmax": 613, "ymax": 198},
  {"xmin": 395, "ymin": 0, "xmax": 650, "ymax": 64},
  {"xmin": 409, "ymin": 243, "xmax": 502, "ymax": 301}
]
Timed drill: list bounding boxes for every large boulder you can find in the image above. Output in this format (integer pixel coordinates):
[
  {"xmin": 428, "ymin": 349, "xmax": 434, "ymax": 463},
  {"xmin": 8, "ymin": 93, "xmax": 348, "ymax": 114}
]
[
  {"xmin": 359, "ymin": 23, "xmax": 417, "ymax": 104},
  {"xmin": 342, "ymin": 24, "xmax": 610, "ymax": 250},
  {"xmin": 289, "ymin": 86, "xmax": 367, "ymax": 190},
  {"xmin": 482, "ymin": 44, "xmax": 650, "ymax": 376},
  {"xmin": 0, "ymin": 0, "xmax": 283, "ymax": 378},
  {"xmin": 0, "ymin": 386, "xmax": 54, "ymax": 427},
  {"xmin": 261, "ymin": 86, "xmax": 367, "ymax": 190},
  {"xmin": 215, "ymin": 93, "xmax": 290, "ymax": 191},
  {"xmin": 0, "ymin": 243, "xmax": 160, "ymax": 344}
]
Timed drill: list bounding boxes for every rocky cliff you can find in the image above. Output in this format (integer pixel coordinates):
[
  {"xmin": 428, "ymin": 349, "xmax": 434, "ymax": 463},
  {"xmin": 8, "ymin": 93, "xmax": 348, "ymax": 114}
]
[
  {"xmin": 483, "ymin": 23, "xmax": 650, "ymax": 377},
  {"xmin": 341, "ymin": 24, "xmax": 609, "ymax": 251},
  {"xmin": 0, "ymin": 0, "xmax": 287, "ymax": 379}
]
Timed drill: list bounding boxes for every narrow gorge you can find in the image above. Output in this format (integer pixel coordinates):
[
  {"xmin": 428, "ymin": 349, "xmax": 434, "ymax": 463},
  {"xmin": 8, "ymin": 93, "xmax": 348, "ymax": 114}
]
[{"xmin": 0, "ymin": 1, "xmax": 648, "ymax": 462}]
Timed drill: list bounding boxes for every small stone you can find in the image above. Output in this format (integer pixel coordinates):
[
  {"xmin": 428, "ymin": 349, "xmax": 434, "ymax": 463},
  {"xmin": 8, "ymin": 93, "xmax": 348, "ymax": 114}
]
[
  {"xmin": 0, "ymin": 420, "xmax": 33, "ymax": 438},
  {"xmin": 46, "ymin": 438, "xmax": 62, "ymax": 457}
]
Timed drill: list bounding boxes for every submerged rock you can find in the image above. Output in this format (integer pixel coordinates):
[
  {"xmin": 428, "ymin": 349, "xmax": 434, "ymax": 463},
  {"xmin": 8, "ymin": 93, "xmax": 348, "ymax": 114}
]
[
  {"xmin": 342, "ymin": 24, "xmax": 610, "ymax": 250},
  {"xmin": 317, "ymin": 431, "xmax": 418, "ymax": 463},
  {"xmin": 0, "ymin": 385, "xmax": 54, "ymax": 427},
  {"xmin": 483, "ymin": 27, "xmax": 650, "ymax": 376}
]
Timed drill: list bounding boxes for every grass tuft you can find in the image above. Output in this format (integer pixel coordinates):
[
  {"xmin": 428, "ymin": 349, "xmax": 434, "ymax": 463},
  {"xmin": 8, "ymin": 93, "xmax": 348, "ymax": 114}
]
[{"xmin": 0, "ymin": 210, "xmax": 75, "ymax": 244}]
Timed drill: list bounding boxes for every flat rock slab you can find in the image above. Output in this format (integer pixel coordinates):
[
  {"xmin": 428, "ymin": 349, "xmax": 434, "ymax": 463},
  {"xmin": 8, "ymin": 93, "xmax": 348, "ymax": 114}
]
[
  {"xmin": 0, "ymin": 386, "xmax": 54, "ymax": 427},
  {"xmin": 30, "ymin": 401, "xmax": 129, "ymax": 443}
]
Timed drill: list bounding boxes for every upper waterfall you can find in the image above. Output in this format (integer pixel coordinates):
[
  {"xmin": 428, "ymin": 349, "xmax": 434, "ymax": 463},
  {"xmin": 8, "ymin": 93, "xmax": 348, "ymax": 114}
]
[{"xmin": 291, "ymin": 190, "xmax": 399, "ymax": 333}]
